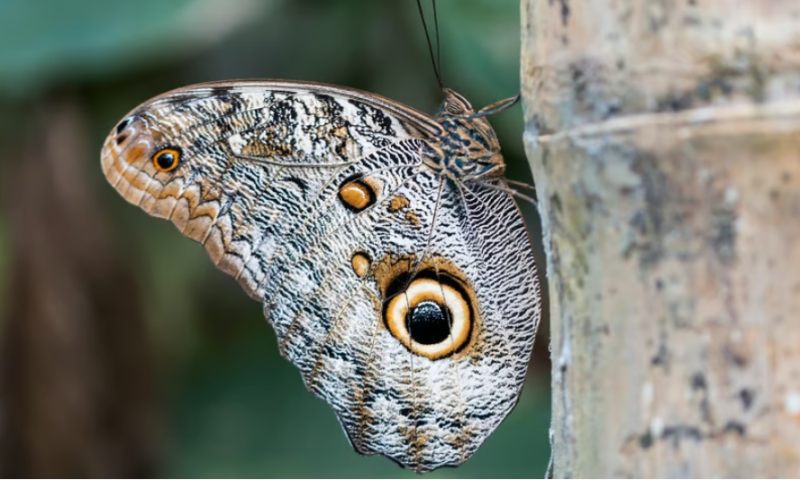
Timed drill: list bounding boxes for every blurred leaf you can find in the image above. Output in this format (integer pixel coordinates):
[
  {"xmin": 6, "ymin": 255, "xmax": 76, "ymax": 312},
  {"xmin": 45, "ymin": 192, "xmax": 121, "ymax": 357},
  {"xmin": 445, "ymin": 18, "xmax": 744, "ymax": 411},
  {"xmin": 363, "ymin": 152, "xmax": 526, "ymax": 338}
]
[
  {"xmin": 0, "ymin": 213, "xmax": 7, "ymax": 308},
  {"xmin": 0, "ymin": 0, "xmax": 272, "ymax": 98},
  {"xmin": 436, "ymin": 0, "xmax": 521, "ymax": 100}
]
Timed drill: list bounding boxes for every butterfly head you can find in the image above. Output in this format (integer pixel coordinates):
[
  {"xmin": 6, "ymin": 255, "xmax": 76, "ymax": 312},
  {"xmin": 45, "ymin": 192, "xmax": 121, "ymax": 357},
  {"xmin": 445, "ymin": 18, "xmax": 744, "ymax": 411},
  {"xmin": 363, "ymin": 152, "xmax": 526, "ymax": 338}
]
[{"xmin": 435, "ymin": 89, "xmax": 505, "ymax": 180}]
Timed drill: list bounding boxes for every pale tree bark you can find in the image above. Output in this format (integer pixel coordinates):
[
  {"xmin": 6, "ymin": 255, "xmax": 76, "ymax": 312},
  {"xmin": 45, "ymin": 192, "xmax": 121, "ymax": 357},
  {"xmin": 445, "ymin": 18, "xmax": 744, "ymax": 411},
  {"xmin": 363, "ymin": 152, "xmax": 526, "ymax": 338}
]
[{"xmin": 522, "ymin": 1, "xmax": 800, "ymax": 477}]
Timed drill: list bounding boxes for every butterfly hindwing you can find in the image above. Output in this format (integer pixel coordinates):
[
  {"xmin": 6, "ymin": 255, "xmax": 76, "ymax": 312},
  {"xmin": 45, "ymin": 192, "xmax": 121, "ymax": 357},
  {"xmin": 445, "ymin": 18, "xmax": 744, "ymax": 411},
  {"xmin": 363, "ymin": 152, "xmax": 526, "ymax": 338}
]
[{"xmin": 102, "ymin": 80, "xmax": 540, "ymax": 472}]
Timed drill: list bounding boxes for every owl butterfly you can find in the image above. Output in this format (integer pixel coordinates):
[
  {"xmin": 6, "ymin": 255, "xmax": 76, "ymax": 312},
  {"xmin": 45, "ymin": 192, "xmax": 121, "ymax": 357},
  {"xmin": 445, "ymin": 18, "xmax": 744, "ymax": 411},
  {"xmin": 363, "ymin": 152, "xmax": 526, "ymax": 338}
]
[{"xmin": 101, "ymin": 12, "xmax": 540, "ymax": 473}]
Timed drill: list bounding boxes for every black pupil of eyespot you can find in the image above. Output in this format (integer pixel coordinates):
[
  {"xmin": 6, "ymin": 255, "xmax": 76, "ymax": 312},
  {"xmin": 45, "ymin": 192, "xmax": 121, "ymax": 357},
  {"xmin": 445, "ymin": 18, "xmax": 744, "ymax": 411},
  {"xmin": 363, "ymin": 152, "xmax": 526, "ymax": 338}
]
[
  {"xmin": 156, "ymin": 151, "xmax": 176, "ymax": 170},
  {"xmin": 406, "ymin": 300, "xmax": 451, "ymax": 345}
]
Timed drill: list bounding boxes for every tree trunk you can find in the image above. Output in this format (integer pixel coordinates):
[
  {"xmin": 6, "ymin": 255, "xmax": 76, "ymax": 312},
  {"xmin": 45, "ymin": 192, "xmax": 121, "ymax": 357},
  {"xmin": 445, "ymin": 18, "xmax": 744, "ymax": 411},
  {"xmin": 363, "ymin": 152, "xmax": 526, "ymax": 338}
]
[{"xmin": 522, "ymin": 1, "xmax": 800, "ymax": 477}]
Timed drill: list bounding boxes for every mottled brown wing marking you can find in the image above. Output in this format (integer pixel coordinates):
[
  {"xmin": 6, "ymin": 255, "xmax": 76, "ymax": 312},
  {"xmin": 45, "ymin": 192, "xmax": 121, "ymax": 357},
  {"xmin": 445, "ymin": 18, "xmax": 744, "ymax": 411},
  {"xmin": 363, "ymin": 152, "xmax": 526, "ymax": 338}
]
[
  {"xmin": 256, "ymin": 145, "xmax": 425, "ymax": 308},
  {"xmin": 432, "ymin": 255, "xmax": 469, "ymax": 464},
  {"xmin": 233, "ymin": 165, "xmax": 347, "ymax": 294},
  {"xmin": 267, "ymin": 170, "xmax": 422, "ymax": 343},
  {"xmin": 233, "ymin": 141, "xmax": 425, "ymax": 299},
  {"xmin": 240, "ymin": 154, "xmax": 422, "ymax": 302},
  {"xmin": 120, "ymin": 94, "xmax": 294, "ymax": 239},
  {"xmin": 455, "ymin": 181, "xmax": 541, "ymax": 420}
]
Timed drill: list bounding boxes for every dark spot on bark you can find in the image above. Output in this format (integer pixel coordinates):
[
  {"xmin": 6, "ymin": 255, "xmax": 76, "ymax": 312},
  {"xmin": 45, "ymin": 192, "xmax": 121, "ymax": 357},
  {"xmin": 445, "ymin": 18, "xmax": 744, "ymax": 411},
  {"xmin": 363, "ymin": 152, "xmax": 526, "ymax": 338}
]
[
  {"xmin": 651, "ymin": 343, "xmax": 669, "ymax": 368},
  {"xmin": 655, "ymin": 278, "xmax": 664, "ymax": 290},
  {"xmin": 550, "ymin": 193, "xmax": 563, "ymax": 214},
  {"xmin": 656, "ymin": 92, "xmax": 694, "ymax": 112},
  {"xmin": 630, "ymin": 153, "xmax": 670, "ymax": 269},
  {"xmin": 648, "ymin": 0, "xmax": 669, "ymax": 32},
  {"xmin": 603, "ymin": 102, "xmax": 621, "ymax": 119},
  {"xmin": 710, "ymin": 205, "xmax": 737, "ymax": 263},
  {"xmin": 723, "ymin": 421, "xmax": 746, "ymax": 436},
  {"xmin": 683, "ymin": 14, "xmax": 701, "ymax": 26},
  {"xmin": 696, "ymin": 78, "xmax": 733, "ymax": 102},
  {"xmin": 739, "ymin": 389, "xmax": 755, "ymax": 410},
  {"xmin": 639, "ymin": 431, "xmax": 653, "ymax": 449},
  {"xmin": 724, "ymin": 344, "xmax": 748, "ymax": 368},
  {"xmin": 696, "ymin": 83, "xmax": 712, "ymax": 101},
  {"xmin": 691, "ymin": 373, "xmax": 707, "ymax": 390},
  {"xmin": 549, "ymin": 0, "xmax": 570, "ymax": 26},
  {"xmin": 559, "ymin": 0, "xmax": 570, "ymax": 26},
  {"xmin": 570, "ymin": 63, "xmax": 588, "ymax": 104},
  {"xmin": 663, "ymin": 425, "xmax": 704, "ymax": 447},
  {"xmin": 691, "ymin": 373, "xmax": 713, "ymax": 424},
  {"xmin": 530, "ymin": 113, "xmax": 546, "ymax": 135}
]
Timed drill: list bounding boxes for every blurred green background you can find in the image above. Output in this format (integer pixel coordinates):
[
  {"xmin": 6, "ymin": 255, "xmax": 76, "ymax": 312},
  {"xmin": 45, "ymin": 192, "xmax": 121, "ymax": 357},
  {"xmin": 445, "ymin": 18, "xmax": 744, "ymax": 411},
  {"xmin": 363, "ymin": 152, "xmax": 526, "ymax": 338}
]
[{"xmin": 0, "ymin": 0, "xmax": 550, "ymax": 477}]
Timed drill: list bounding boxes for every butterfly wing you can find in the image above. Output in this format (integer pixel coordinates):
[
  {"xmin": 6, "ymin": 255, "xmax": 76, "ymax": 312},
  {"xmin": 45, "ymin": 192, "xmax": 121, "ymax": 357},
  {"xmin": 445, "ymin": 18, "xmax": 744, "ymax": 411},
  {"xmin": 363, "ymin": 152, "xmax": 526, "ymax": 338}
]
[{"xmin": 101, "ymin": 81, "xmax": 541, "ymax": 472}]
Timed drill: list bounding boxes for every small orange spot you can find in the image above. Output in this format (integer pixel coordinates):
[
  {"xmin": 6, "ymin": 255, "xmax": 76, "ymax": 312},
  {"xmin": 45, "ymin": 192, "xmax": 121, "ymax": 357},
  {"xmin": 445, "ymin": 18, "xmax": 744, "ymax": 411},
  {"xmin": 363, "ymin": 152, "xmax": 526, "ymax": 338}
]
[
  {"xmin": 351, "ymin": 252, "xmax": 371, "ymax": 278},
  {"xmin": 339, "ymin": 181, "xmax": 374, "ymax": 211},
  {"xmin": 406, "ymin": 211, "xmax": 420, "ymax": 226},
  {"xmin": 389, "ymin": 195, "xmax": 410, "ymax": 212}
]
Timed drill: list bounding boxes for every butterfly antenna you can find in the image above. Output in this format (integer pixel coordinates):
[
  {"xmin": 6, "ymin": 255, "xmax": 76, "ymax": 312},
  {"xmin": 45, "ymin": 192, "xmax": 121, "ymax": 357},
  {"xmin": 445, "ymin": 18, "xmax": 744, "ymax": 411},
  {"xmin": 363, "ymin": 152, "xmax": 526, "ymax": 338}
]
[
  {"xmin": 416, "ymin": 0, "xmax": 444, "ymax": 89},
  {"xmin": 433, "ymin": 0, "xmax": 442, "ymax": 85},
  {"xmin": 505, "ymin": 178, "xmax": 537, "ymax": 192}
]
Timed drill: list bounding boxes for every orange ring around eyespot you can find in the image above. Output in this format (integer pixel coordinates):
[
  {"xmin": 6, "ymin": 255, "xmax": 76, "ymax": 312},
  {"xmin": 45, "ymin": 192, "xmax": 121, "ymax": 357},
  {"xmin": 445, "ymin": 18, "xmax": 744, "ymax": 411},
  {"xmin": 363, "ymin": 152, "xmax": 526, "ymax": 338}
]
[
  {"xmin": 384, "ymin": 278, "xmax": 472, "ymax": 360},
  {"xmin": 153, "ymin": 148, "xmax": 181, "ymax": 172}
]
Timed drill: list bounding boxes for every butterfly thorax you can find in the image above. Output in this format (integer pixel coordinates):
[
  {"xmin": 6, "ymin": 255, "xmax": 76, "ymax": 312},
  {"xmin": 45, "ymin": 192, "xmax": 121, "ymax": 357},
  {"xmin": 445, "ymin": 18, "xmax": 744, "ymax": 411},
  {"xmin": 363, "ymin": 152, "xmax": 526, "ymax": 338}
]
[{"xmin": 426, "ymin": 89, "xmax": 505, "ymax": 181}]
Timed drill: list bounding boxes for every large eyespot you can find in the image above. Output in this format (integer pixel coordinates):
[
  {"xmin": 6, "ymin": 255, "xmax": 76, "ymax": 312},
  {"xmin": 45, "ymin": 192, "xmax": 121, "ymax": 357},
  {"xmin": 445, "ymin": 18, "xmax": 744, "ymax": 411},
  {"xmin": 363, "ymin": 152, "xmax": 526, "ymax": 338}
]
[
  {"xmin": 153, "ymin": 148, "xmax": 181, "ymax": 172},
  {"xmin": 384, "ymin": 276, "xmax": 472, "ymax": 360}
]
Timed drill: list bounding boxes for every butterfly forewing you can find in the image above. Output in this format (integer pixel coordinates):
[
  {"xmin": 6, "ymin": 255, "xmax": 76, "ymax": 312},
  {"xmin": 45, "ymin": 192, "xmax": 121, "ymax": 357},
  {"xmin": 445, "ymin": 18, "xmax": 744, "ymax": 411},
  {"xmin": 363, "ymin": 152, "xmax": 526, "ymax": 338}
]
[{"xmin": 102, "ymin": 80, "xmax": 540, "ymax": 472}]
